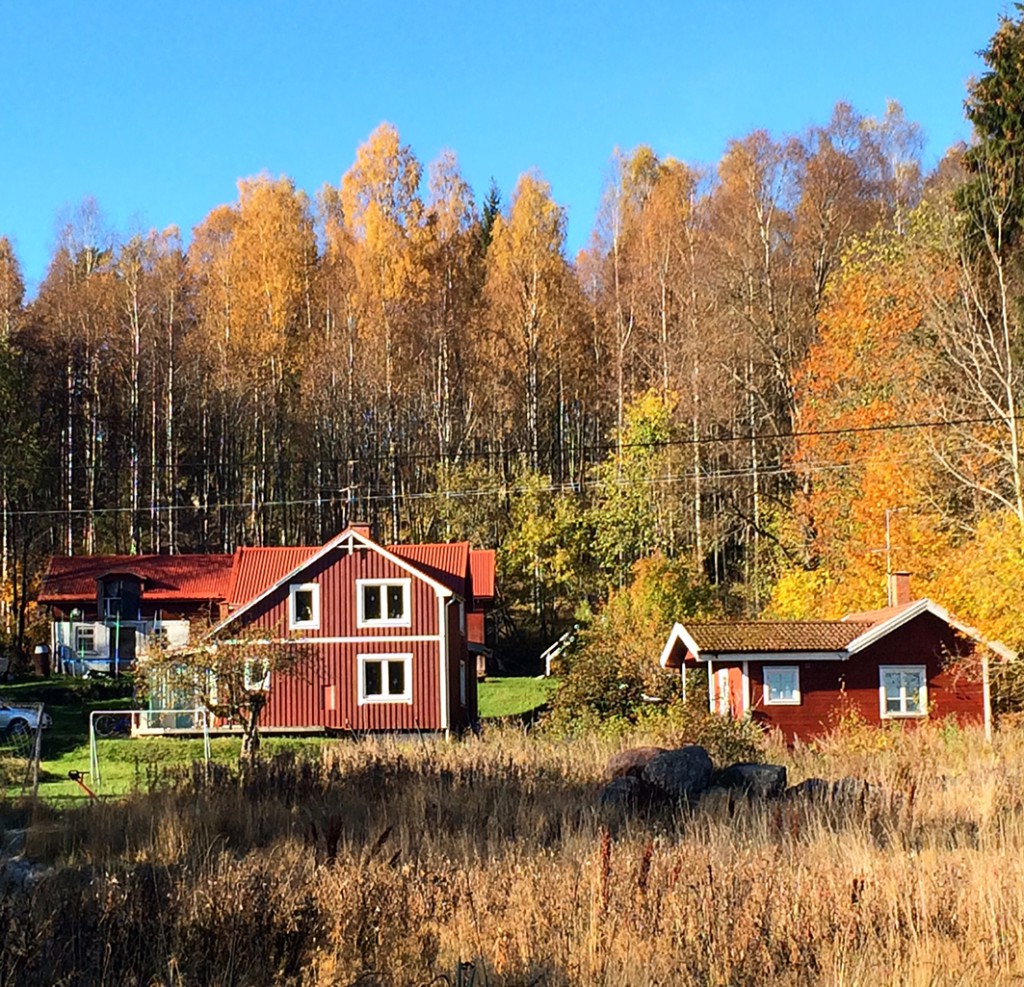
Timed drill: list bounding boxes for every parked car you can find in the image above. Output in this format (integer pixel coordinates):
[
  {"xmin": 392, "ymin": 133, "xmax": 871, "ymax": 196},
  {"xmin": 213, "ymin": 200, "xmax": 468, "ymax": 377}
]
[{"xmin": 0, "ymin": 699, "xmax": 51, "ymax": 738}]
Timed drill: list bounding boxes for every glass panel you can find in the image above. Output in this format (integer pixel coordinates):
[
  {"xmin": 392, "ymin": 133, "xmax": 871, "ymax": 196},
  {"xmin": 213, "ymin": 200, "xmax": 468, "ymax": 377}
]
[
  {"xmin": 883, "ymin": 670, "xmax": 904, "ymax": 713},
  {"xmin": 766, "ymin": 667, "xmax": 798, "ymax": 702},
  {"xmin": 387, "ymin": 660, "xmax": 405, "ymax": 696},
  {"xmin": 364, "ymin": 660, "xmax": 382, "ymax": 696},
  {"xmin": 363, "ymin": 585, "xmax": 381, "ymax": 621},
  {"xmin": 294, "ymin": 589, "xmax": 313, "ymax": 623},
  {"xmin": 387, "ymin": 585, "xmax": 405, "ymax": 620},
  {"xmin": 904, "ymin": 671, "xmax": 923, "ymax": 713}
]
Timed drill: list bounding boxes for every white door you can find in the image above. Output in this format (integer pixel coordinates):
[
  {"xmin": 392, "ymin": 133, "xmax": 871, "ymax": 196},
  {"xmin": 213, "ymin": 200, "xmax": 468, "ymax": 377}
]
[{"xmin": 716, "ymin": 668, "xmax": 730, "ymax": 715}]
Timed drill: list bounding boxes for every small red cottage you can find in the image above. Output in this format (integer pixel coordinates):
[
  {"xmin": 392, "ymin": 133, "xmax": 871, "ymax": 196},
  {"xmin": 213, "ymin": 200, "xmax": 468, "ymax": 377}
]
[
  {"xmin": 659, "ymin": 573, "xmax": 1015, "ymax": 742},
  {"xmin": 39, "ymin": 525, "xmax": 497, "ymax": 735}
]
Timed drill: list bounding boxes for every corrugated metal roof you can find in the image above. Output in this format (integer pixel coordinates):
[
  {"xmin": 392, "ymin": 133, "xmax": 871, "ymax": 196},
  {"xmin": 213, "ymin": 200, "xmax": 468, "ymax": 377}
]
[
  {"xmin": 685, "ymin": 620, "xmax": 876, "ymax": 653},
  {"xmin": 469, "ymin": 549, "xmax": 496, "ymax": 600},
  {"xmin": 39, "ymin": 554, "xmax": 235, "ymax": 602},
  {"xmin": 228, "ymin": 546, "xmax": 319, "ymax": 607},
  {"xmin": 389, "ymin": 542, "xmax": 471, "ymax": 598},
  {"xmin": 42, "ymin": 534, "xmax": 491, "ymax": 613}
]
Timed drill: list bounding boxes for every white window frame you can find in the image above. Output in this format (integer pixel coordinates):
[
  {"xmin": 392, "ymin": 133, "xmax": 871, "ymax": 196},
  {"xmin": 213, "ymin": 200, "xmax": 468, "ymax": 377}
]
[
  {"xmin": 356, "ymin": 578, "xmax": 411, "ymax": 628},
  {"xmin": 357, "ymin": 653, "xmax": 413, "ymax": 705},
  {"xmin": 879, "ymin": 665, "xmax": 928, "ymax": 718},
  {"xmin": 763, "ymin": 665, "xmax": 801, "ymax": 706},
  {"xmin": 243, "ymin": 657, "xmax": 271, "ymax": 692},
  {"xmin": 289, "ymin": 582, "xmax": 320, "ymax": 630},
  {"xmin": 74, "ymin": 625, "xmax": 97, "ymax": 654}
]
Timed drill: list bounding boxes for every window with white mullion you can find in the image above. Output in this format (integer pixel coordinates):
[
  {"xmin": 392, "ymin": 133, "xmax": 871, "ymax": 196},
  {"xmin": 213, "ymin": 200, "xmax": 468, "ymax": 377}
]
[
  {"xmin": 763, "ymin": 665, "xmax": 801, "ymax": 705},
  {"xmin": 357, "ymin": 579, "xmax": 411, "ymax": 627},
  {"xmin": 879, "ymin": 665, "xmax": 927, "ymax": 718},
  {"xmin": 357, "ymin": 653, "xmax": 413, "ymax": 704}
]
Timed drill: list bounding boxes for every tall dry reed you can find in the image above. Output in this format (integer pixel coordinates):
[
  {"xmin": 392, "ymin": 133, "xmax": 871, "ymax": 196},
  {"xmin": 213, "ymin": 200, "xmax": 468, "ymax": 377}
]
[{"xmin": 2, "ymin": 721, "xmax": 1023, "ymax": 985}]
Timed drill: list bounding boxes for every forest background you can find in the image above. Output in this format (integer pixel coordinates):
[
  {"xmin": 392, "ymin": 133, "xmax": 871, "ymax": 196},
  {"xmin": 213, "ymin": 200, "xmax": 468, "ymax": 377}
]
[{"xmin": 4, "ymin": 10, "xmax": 1024, "ymax": 681}]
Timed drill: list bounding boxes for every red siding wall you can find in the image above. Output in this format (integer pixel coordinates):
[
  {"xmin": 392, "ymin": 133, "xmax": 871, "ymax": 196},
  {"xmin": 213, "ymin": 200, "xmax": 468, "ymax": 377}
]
[
  {"xmin": 747, "ymin": 613, "xmax": 985, "ymax": 741},
  {"xmin": 237, "ymin": 544, "xmax": 466, "ymax": 732},
  {"xmin": 247, "ymin": 546, "xmax": 440, "ymax": 639}
]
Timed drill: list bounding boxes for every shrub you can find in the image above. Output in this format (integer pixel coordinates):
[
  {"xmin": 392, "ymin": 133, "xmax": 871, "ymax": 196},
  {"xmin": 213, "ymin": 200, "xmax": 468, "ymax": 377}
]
[{"xmin": 548, "ymin": 553, "xmax": 716, "ymax": 725}]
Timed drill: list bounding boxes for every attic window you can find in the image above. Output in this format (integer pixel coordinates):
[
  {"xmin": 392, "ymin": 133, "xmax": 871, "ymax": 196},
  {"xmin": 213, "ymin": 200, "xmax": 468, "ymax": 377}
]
[
  {"xmin": 357, "ymin": 579, "xmax": 411, "ymax": 628},
  {"xmin": 289, "ymin": 583, "xmax": 320, "ymax": 630}
]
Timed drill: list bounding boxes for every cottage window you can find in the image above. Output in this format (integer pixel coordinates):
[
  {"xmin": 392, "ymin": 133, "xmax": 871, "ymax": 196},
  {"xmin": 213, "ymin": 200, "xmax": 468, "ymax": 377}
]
[
  {"xmin": 879, "ymin": 666, "xmax": 927, "ymax": 718},
  {"xmin": 357, "ymin": 654, "xmax": 412, "ymax": 704},
  {"xmin": 764, "ymin": 665, "xmax": 801, "ymax": 705},
  {"xmin": 289, "ymin": 583, "xmax": 320, "ymax": 630},
  {"xmin": 74, "ymin": 626, "xmax": 96, "ymax": 654},
  {"xmin": 357, "ymin": 579, "xmax": 411, "ymax": 627}
]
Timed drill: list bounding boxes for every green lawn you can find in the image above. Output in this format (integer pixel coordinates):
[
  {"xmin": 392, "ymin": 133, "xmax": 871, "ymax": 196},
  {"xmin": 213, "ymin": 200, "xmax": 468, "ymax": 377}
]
[
  {"xmin": 1, "ymin": 677, "xmax": 326, "ymax": 801},
  {"xmin": 0, "ymin": 673, "xmax": 558, "ymax": 801},
  {"xmin": 477, "ymin": 675, "xmax": 558, "ymax": 718}
]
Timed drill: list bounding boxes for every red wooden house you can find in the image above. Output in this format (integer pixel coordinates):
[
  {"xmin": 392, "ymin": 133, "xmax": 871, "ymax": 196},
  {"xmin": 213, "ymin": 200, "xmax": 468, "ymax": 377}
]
[
  {"xmin": 659, "ymin": 573, "xmax": 1014, "ymax": 742},
  {"xmin": 216, "ymin": 525, "xmax": 492, "ymax": 733},
  {"xmin": 40, "ymin": 525, "xmax": 497, "ymax": 735}
]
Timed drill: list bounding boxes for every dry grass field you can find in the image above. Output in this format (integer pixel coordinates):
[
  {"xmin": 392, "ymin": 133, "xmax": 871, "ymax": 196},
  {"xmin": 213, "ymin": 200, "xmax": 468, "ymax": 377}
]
[{"xmin": 2, "ymin": 720, "xmax": 1024, "ymax": 986}]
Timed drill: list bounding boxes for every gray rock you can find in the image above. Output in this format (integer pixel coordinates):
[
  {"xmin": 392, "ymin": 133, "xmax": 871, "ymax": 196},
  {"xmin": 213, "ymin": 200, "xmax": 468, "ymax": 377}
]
[
  {"xmin": 784, "ymin": 777, "xmax": 831, "ymax": 801},
  {"xmin": 642, "ymin": 745, "xmax": 714, "ymax": 802},
  {"xmin": 604, "ymin": 746, "xmax": 667, "ymax": 781},
  {"xmin": 831, "ymin": 776, "xmax": 871, "ymax": 804},
  {"xmin": 599, "ymin": 774, "xmax": 645, "ymax": 810},
  {"xmin": 716, "ymin": 762, "xmax": 787, "ymax": 799}
]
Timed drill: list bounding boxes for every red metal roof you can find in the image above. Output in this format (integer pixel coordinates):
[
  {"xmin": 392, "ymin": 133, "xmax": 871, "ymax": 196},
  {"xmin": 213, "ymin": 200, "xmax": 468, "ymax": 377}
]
[
  {"xmin": 469, "ymin": 549, "xmax": 496, "ymax": 601},
  {"xmin": 227, "ymin": 546, "xmax": 319, "ymax": 607},
  {"xmin": 42, "ymin": 532, "xmax": 490, "ymax": 613},
  {"xmin": 389, "ymin": 542, "xmax": 471, "ymax": 598},
  {"xmin": 39, "ymin": 554, "xmax": 235, "ymax": 603}
]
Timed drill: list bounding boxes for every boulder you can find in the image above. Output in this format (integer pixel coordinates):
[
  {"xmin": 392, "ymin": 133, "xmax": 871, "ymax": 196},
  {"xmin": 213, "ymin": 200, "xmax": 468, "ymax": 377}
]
[
  {"xmin": 716, "ymin": 762, "xmax": 787, "ymax": 799},
  {"xmin": 599, "ymin": 775, "xmax": 646, "ymax": 810},
  {"xmin": 831, "ymin": 776, "xmax": 871, "ymax": 804},
  {"xmin": 604, "ymin": 746, "xmax": 667, "ymax": 781},
  {"xmin": 784, "ymin": 777, "xmax": 831, "ymax": 802},
  {"xmin": 641, "ymin": 746, "xmax": 714, "ymax": 803}
]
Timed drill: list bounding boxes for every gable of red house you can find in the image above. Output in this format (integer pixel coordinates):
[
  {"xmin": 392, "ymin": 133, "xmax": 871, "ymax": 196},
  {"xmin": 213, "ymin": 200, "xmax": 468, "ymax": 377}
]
[{"xmin": 659, "ymin": 573, "xmax": 1015, "ymax": 742}]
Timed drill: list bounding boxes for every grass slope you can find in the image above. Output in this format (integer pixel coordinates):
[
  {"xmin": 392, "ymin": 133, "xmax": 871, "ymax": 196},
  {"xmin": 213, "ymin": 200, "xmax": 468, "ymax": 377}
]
[
  {"xmin": 5, "ymin": 722, "xmax": 1024, "ymax": 985},
  {"xmin": 477, "ymin": 675, "xmax": 558, "ymax": 718}
]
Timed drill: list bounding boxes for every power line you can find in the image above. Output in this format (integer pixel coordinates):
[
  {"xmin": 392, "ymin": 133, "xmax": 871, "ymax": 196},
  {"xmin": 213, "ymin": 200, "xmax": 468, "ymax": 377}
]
[
  {"xmin": 22, "ymin": 408, "xmax": 1020, "ymax": 478},
  {"xmin": 0, "ymin": 448, "xmax": 948, "ymax": 519}
]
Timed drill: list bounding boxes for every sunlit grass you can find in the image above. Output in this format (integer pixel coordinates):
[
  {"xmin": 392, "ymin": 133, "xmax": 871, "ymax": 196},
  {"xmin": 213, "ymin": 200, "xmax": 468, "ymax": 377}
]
[
  {"xmin": 477, "ymin": 675, "xmax": 558, "ymax": 718},
  {"xmin": 4, "ymin": 720, "xmax": 1024, "ymax": 984}
]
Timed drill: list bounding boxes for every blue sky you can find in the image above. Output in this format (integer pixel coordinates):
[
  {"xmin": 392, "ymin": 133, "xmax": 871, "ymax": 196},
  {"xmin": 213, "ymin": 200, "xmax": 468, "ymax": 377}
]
[{"xmin": 0, "ymin": 1, "xmax": 1008, "ymax": 295}]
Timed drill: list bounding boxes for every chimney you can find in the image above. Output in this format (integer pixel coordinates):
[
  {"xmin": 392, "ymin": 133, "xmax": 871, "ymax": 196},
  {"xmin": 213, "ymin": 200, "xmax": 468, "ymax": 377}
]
[
  {"xmin": 348, "ymin": 521, "xmax": 372, "ymax": 541},
  {"xmin": 888, "ymin": 571, "xmax": 912, "ymax": 607}
]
